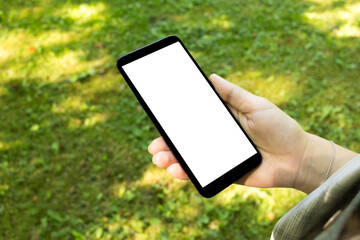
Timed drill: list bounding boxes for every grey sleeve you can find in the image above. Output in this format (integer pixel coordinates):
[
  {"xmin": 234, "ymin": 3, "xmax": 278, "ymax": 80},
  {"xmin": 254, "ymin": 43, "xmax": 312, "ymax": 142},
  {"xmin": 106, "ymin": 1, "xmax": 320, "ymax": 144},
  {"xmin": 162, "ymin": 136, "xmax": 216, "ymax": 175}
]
[{"xmin": 271, "ymin": 155, "xmax": 360, "ymax": 240}]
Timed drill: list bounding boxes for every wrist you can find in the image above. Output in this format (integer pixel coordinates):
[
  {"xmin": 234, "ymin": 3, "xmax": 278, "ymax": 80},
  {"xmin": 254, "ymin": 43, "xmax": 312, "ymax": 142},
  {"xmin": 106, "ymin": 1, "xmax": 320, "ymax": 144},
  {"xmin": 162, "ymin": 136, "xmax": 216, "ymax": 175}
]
[
  {"xmin": 294, "ymin": 133, "xmax": 328, "ymax": 193},
  {"xmin": 294, "ymin": 133, "xmax": 358, "ymax": 194}
]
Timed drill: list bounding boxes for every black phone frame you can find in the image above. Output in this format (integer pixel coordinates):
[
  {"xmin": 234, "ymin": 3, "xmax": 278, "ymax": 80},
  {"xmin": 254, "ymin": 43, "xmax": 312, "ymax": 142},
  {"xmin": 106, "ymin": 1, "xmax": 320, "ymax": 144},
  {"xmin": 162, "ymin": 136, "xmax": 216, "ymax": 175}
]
[{"xmin": 116, "ymin": 35, "xmax": 262, "ymax": 198}]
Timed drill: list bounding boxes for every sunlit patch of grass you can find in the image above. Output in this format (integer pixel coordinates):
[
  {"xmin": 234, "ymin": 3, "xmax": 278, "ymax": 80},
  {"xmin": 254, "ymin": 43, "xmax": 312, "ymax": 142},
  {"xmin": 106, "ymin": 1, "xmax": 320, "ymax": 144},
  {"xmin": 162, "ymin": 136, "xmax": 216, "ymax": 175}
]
[
  {"xmin": 228, "ymin": 70, "xmax": 299, "ymax": 105},
  {"xmin": 134, "ymin": 165, "xmax": 191, "ymax": 194},
  {"xmin": 51, "ymin": 95, "xmax": 86, "ymax": 113},
  {"xmin": 335, "ymin": 23, "xmax": 360, "ymax": 37},
  {"xmin": 304, "ymin": 1, "xmax": 360, "ymax": 37},
  {"xmin": 140, "ymin": 225, "xmax": 161, "ymax": 240},
  {"xmin": 79, "ymin": 71, "xmax": 122, "ymax": 96},
  {"xmin": 211, "ymin": 14, "xmax": 232, "ymax": 29},
  {"xmin": 0, "ymin": 30, "xmax": 109, "ymax": 83},
  {"xmin": 83, "ymin": 113, "xmax": 108, "ymax": 128},
  {"xmin": 36, "ymin": 50, "xmax": 108, "ymax": 82},
  {"xmin": 0, "ymin": 49, "xmax": 11, "ymax": 61},
  {"xmin": 0, "ymin": 31, "xmax": 78, "ymax": 65},
  {"xmin": 135, "ymin": 166, "xmax": 170, "ymax": 186},
  {"xmin": 51, "ymin": 90, "xmax": 103, "ymax": 114},
  {"xmin": 265, "ymin": 188, "xmax": 307, "ymax": 218},
  {"xmin": 56, "ymin": 2, "xmax": 106, "ymax": 23},
  {"xmin": 66, "ymin": 113, "xmax": 108, "ymax": 130},
  {"xmin": 214, "ymin": 185, "xmax": 305, "ymax": 221},
  {"xmin": 0, "ymin": 32, "xmax": 31, "ymax": 65},
  {"xmin": 47, "ymin": 50, "xmax": 87, "ymax": 72},
  {"xmin": 37, "ymin": 31, "xmax": 80, "ymax": 48}
]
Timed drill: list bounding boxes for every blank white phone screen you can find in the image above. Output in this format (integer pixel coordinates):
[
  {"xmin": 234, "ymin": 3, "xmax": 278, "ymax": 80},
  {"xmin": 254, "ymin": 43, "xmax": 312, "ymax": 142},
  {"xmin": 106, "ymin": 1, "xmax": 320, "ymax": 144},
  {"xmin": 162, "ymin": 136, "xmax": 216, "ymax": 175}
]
[{"xmin": 123, "ymin": 42, "xmax": 257, "ymax": 187}]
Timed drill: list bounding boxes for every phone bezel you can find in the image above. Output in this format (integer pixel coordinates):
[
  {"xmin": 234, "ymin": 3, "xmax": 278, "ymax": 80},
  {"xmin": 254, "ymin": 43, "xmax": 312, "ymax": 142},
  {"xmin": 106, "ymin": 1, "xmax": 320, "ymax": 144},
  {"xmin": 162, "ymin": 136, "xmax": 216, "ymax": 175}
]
[{"xmin": 117, "ymin": 35, "xmax": 262, "ymax": 198}]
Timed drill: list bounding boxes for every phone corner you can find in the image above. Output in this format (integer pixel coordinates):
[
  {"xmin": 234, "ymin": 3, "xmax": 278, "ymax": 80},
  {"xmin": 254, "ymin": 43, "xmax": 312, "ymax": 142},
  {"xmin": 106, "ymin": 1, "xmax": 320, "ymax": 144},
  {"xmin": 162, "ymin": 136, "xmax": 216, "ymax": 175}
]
[
  {"xmin": 116, "ymin": 57, "xmax": 123, "ymax": 69},
  {"xmin": 197, "ymin": 188, "xmax": 217, "ymax": 198}
]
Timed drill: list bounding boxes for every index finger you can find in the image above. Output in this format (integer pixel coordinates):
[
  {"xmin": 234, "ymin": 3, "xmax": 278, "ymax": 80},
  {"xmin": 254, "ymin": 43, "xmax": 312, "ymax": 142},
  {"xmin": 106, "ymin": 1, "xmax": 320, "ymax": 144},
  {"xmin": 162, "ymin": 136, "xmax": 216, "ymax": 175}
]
[{"xmin": 209, "ymin": 74, "xmax": 258, "ymax": 113}]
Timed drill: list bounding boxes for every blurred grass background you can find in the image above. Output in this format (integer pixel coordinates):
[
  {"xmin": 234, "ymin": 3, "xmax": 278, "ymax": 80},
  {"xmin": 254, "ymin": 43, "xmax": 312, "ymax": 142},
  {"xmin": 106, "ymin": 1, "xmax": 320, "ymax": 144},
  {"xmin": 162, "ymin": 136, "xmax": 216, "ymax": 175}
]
[{"xmin": 0, "ymin": 0, "xmax": 359, "ymax": 239}]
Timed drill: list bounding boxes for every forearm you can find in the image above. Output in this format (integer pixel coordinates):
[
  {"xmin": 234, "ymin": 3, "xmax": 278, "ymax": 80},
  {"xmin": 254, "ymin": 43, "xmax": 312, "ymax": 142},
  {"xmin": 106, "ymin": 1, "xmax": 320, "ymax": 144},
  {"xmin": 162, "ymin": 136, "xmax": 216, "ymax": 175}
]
[{"xmin": 294, "ymin": 133, "xmax": 358, "ymax": 194}]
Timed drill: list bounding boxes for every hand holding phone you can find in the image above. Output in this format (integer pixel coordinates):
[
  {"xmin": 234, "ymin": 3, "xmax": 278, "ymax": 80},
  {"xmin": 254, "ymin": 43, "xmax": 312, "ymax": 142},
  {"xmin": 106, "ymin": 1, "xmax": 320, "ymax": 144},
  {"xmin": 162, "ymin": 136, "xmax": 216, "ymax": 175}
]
[{"xmin": 117, "ymin": 36, "xmax": 261, "ymax": 197}]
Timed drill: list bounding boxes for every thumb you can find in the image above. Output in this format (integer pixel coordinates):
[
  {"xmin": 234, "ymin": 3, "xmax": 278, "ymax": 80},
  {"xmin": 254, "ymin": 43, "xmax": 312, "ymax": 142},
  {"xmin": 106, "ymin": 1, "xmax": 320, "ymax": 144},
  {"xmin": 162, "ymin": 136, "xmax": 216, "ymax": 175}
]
[{"xmin": 208, "ymin": 74, "xmax": 258, "ymax": 113}]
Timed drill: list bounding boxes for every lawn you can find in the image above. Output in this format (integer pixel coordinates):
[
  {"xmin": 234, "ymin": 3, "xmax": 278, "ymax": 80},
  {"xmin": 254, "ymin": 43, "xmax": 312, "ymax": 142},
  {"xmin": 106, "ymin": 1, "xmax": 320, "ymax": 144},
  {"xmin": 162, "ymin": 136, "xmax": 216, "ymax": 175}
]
[{"xmin": 0, "ymin": 0, "xmax": 359, "ymax": 239}]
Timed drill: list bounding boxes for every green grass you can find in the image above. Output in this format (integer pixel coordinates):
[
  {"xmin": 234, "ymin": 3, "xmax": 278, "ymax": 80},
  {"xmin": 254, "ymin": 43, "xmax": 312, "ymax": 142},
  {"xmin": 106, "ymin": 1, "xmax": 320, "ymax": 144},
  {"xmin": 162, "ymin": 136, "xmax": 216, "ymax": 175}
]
[{"xmin": 0, "ymin": 0, "xmax": 359, "ymax": 239}]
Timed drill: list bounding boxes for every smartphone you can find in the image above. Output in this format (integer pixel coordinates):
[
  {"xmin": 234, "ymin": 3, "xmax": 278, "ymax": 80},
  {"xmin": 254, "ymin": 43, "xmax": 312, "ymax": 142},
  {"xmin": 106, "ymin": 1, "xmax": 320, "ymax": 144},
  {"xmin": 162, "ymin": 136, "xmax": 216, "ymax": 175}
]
[{"xmin": 117, "ymin": 36, "xmax": 261, "ymax": 198}]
